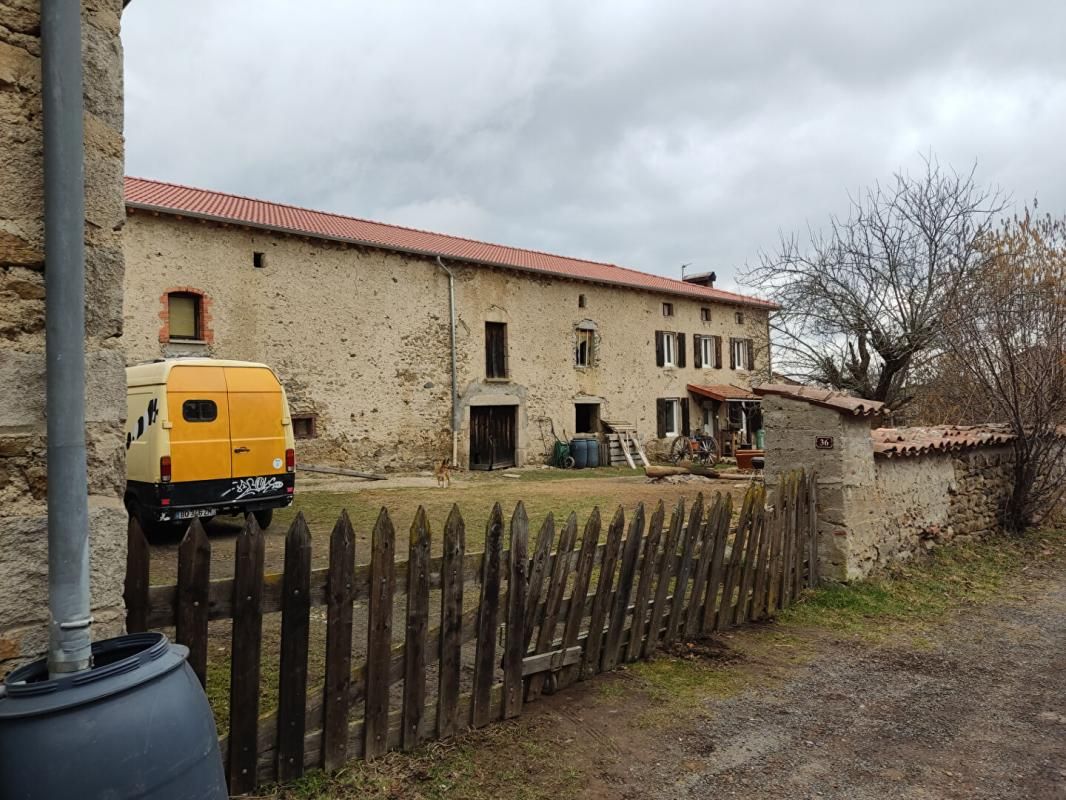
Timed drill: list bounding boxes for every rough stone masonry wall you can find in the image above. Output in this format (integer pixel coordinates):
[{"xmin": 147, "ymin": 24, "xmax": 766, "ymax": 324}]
[{"xmin": 0, "ymin": 1, "xmax": 127, "ymax": 675}]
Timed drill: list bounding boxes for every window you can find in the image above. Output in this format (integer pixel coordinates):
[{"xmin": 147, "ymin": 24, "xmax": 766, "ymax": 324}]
[
  {"xmin": 253, "ymin": 251, "xmax": 266, "ymax": 268},
  {"xmin": 578, "ymin": 294, "xmax": 587, "ymax": 308},
  {"xmin": 291, "ymin": 414, "xmax": 316, "ymax": 439},
  {"xmin": 731, "ymin": 337, "xmax": 752, "ymax": 370},
  {"xmin": 734, "ymin": 311, "xmax": 745, "ymax": 325},
  {"xmin": 656, "ymin": 398, "xmax": 683, "ymax": 438},
  {"xmin": 181, "ymin": 399, "xmax": 217, "ymax": 422},
  {"xmin": 700, "ymin": 336, "xmax": 714, "ymax": 368},
  {"xmin": 655, "ymin": 330, "xmax": 686, "ymax": 368},
  {"xmin": 575, "ymin": 327, "xmax": 595, "ymax": 367},
  {"xmin": 662, "ymin": 332, "xmax": 676, "ymax": 367},
  {"xmin": 485, "ymin": 322, "xmax": 508, "ymax": 379},
  {"xmin": 662, "ymin": 302, "xmax": 674, "ymax": 317},
  {"xmin": 700, "ymin": 307, "xmax": 711, "ymax": 322},
  {"xmin": 575, "ymin": 402, "xmax": 600, "ymax": 434},
  {"xmin": 168, "ymin": 292, "xmax": 201, "ymax": 340}
]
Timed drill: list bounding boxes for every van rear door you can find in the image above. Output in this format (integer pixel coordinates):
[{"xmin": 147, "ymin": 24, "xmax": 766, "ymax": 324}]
[
  {"xmin": 166, "ymin": 365, "xmax": 232, "ymax": 482},
  {"xmin": 224, "ymin": 366, "xmax": 287, "ymax": 478}
]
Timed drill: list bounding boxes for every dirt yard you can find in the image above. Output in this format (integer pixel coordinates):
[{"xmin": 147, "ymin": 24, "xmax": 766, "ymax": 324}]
[{"xmin": 267, "ymin": 528, "xmax": 1066, "ymax": 800}]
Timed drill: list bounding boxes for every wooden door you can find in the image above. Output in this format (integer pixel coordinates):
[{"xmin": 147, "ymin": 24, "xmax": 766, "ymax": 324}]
[{"xmin": 469, "ymin": 406, "xmax": 516, "ymax": 470}]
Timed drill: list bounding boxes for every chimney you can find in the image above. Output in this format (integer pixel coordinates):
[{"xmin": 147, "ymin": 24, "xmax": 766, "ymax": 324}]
[{"xmin": 682, "ymin": 270, "xmax": 716, "ymax": 288}]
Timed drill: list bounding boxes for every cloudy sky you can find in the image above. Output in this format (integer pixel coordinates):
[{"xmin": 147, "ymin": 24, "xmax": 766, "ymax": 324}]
[{"xmin": 122, "ymin": 1, "xmax": 1066, "ymax": 291}]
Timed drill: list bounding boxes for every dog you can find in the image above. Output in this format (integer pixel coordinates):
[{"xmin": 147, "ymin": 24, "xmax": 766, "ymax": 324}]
[{"xmin": 434, "ymin": 458, "xmax": 451, "ymax": 489}]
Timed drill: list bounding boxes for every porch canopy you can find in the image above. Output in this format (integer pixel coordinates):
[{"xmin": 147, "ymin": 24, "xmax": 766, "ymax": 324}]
[{"xmin": 686, "ymin": 383, "xmax": 759, "ymax": 403}]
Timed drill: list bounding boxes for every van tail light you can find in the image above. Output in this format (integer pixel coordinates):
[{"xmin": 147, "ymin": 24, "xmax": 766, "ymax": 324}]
[
  {"xmin": 285, "ymin": 448, "xmax": 295, "ymax": 473},
  {"xmin": 160, "ymin": 455, "xmax": 172, "ymax": 483}
]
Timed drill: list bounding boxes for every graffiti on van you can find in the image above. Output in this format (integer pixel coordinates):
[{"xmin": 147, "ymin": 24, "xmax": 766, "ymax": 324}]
[
  {"xmin": 222, "ymin": 476, "xmax": 284, "ymax": 501},
  {"xmin": 126, "ymin": 398, "xmax": 159, "ymax": 450}
]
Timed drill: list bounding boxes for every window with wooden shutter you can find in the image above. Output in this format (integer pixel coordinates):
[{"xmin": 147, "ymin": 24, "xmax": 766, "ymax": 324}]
[
  {"xmin": 680, "ymin": 399, "xmax": 690, "ymax": 436},
  {"xmin": 656, "ymin": 398, "xmax": 668, "ymax": 438},
  {"xmin": 714, "ymin": 336, "xmax": 723, "ymax": 368},
  {"xmin": 676, "ymin": 333, "xmax": 686, "ymax": 368},
  {"xmin": 729, "ymin": 337, "xmax": 737, "ymax": 369},
  {"xmin": 168, "ymin": 292, "xmax": 200, "ymax": 340},
  {"xmin": 485, "ymin": 322, "xmax": 508, "ymax": 379},
  {"xmin": 693, "ymin": 335, "xmax": 702, "ymax": 368},
  {"xmin": 655, "ymin": 331, "xmax": 665, "ymax": 367},
  {"xmin": 746, "ymin": 338, "xmax": 755, "ymax": 370}
]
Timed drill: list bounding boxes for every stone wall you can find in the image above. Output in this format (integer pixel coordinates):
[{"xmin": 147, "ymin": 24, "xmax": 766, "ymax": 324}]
[
  {"xmin": 122, "ymin": 212, "xmax": 771, "ymax": 472},
  {"xmin": 763, "ymin": 394, "xmax": 1016, "ymax": 581},
  {"xmin": 0, "ymin": 1, "xmax": 126, "ymax": 675}
]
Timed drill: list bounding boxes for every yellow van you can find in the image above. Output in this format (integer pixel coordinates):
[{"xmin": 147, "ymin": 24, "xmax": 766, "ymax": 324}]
[{"xmin": 125, "ymin": 358, "xmax": 296, "ymax": 534}]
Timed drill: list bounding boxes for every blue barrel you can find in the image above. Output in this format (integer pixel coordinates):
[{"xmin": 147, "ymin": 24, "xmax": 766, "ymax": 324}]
[
  {"xmin": 570, "ymin": 438, "xmax": 588, "ymax": 469},
  {"xmin": 586, "ymin": 439, "xmax": 600, "ymax": 468}
]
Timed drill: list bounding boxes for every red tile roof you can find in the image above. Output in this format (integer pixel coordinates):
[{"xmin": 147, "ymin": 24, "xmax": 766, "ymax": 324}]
[
  {"xmin": 871, "ymin": 426, "xmax": 1015, "ymax": 458},
  {"xmin": 754, "ymin": 384, "xmax": 887, "ymax": 417},
  {"xmin": 687, "ymin": 383, "xmax": 759, "ymax": 402},
  {"xmin": 124, "ymin": 177, "xmax": 778, "ymax": 310}
]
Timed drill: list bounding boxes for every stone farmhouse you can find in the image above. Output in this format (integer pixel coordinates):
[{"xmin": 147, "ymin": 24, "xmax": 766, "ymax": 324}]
[{"xmin": 122, "ymin": 177, "xmax": 777, "ymax": 472}]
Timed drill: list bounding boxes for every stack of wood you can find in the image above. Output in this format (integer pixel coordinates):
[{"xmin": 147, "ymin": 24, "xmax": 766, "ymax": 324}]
[{"xmin": 602, "ymin": 420, "xmax": 650, "ymax": 469}]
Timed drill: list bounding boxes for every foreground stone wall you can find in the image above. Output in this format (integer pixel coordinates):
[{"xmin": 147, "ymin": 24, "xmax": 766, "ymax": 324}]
[
  {"xmin": 122, "ymin": 212, "xmax": 771, "ymax": 471},
  {"xmin": 763, "ymin": 394, "xmax": 1016, "ymax": 581},
  {"xmin": 0, "ymin": 1, "xmax": 127, "ymax": 675}
]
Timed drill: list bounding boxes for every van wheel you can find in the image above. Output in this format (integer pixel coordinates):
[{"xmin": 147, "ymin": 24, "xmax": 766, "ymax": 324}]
[{"xmin": 253, "ymin": 509, "xmax": 274, "ymax": 530}]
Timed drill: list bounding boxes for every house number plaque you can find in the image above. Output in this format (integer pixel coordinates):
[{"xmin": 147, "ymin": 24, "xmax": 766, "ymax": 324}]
[{"xmin": 815, "ymin": 436, "xmax": 834, "ymax": 450}]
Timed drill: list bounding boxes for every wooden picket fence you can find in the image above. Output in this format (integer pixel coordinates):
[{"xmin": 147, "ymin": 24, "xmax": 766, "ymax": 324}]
[{"xmin": 123, "ymin": 470, "xmax": 818, "ymax": 795}]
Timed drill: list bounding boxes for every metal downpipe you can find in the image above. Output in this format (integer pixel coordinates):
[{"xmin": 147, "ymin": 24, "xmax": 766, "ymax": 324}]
[
  {"xmin": 436, "ymin": 257, "xmax": 460, "ymax": 466},
  {"xmin": 42, "ymin": 0, "xmax": 92, "ymax": 676}
]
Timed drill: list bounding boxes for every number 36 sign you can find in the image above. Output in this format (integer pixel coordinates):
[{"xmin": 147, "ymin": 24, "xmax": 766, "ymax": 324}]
[{"xmin": 815, "ymin": 436, "xmax": 834, "ymax": 450}]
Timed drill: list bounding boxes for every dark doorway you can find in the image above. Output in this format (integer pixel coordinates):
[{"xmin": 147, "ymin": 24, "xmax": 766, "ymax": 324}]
[
  {"xmin": 575, "ymin": 402, "xmax": 600, "ymax": 434},
  {"xmin": 469, "ymin": 405, "xmax": 517, "ymax": 470}
]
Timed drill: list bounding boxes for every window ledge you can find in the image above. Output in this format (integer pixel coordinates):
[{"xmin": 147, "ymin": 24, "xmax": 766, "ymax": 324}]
[
  {"xmin": 484, "ymin": 377, "xmax": 511, "ymax": 383},
  {"xmin": 167, "ymin": 338, "xmax": 208, "ymax": 345}
]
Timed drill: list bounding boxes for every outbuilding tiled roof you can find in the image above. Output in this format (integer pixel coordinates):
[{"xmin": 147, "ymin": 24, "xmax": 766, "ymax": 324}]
[
  {"xmin": 687, "ymin": 383, "xmax": 759, "ymax": 402},
  {"xmin": 871, "ymin": 426, "xmax": 1015, "ymax": 458},
  {"xmin": 124, "ymin": 177, "xmax": 778, "ymax": 310},
  {"xmin": 753, "ymin": 384, "xmax": 887, "ymax": 417}
]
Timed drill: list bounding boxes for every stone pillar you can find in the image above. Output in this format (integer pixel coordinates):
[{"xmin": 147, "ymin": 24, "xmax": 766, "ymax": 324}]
[
  {"xmin": 761, "ymin": 393, "xmax": 878, "ymax": 581},
  {"xmin": 0, "ymin": 1, "xmax": 126, "ymax": 674}
]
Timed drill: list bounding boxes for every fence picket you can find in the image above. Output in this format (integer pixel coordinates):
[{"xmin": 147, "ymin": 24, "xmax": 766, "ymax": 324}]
[
  {"xmin": 793, "ymin": 471, "xmax": 807, "ymax": 597},
  {"xmin": 769, "ymin": 478, "xmax": 788, "ymax": 611},
  {"xmin": 700, "ymin": 493, "xmax": 732, "ymax": 634},
  {"xmin": 364, "ymin": 509, "xmax": 396, "ymax": 759},
  {"xmin": 402, "ymin": 508, "xmax": 431, "ymax": 751},
  {"xmin": 717, "ymin": 489, "xmax": 754, "ymax": 631},
  {"xmin": 557, "ymin": 509, "xmax": 601, "ymax": 689},
  {"xmin": 684, "ymin": 494, "xmax": 722, "ymax": 637},
  {"xmin": 603, "ymin": 504, "xmax": 645, "ymax": 671},
  {"xmin": 175, "ymin": 519, "xmax": 210, "ymax": 687},
  {"xmin": 471, "ymin": 503, "xmax": 504, "ymax": 728},
  {"xmin": 807, "ymin": 471, "xmax": 819, "ymax": 587},
  {"xmin": 522, "ymin": 514, "xmax": 554, "ymax": 654},
  {"xmin": 123, "ymin": 516, "xmax": 149, "ymax": 634},
  {"xmin": 645, "ymin": 500, "xmax": 684, "ymax": 656},
  {"xmin": 227, "ymin": 515, "xmax": 266, "ymax": 794},
  {"xmin": 582, "ymin": 506, "xmax": 625, "ymax": 678},
  {"xmin": 750, "ymin": 493, "xmax": 774, "ymax": 620},
  {"xmin": 437, "ymin": 505, "xmax": 465, "ymax": 738},
  {"xmin": 276, "ymin": 513, "xmax": 312, "ymax": 782},
  {"xmin": 322, "ymin": 511, "xmax": 355, "ymax": 772},
  {"xmin": 779, "ymin": 474, "xmax": 795, "ymax": 609},
  {"xmin": 626, "ymin": 501, "xmax": 664, "ymax": 662},
  {"xmin": 528, "ymin": 512, "xmax": 577, "ymax": 699},
  {"xmin": 665, "ymin": 494, "xmax": 704, "ymax": 645},
  {"xmin": 503, "ymin": 503, "xmax": 530, "ymax": 719},
  {"xmin": 734, "ymin": 492, "xmax": 765, "ymax": 624}
]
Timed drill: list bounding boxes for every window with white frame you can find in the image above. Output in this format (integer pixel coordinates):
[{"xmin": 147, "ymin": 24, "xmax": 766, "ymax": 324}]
[
  {"xmin": 700, "ymin": 336, "xmax": 713, "ymax": 368},
  {"xmin": 732, "ymin": 338, "xmax": 749, "ymax": 369},
  {"xmin": 663, "ymin": 398, "xmax": 680, "ymax": 437},
  {"xmin": 662, "ymin": 332, "xmax": 676, "ymax": 367},
  {"xmin": 575, "ymin": 326, "xmax": 595, "ymax": 367}
]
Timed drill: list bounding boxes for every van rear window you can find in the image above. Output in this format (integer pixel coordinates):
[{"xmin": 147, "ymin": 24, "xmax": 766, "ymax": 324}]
[{"xmin": 182, "ymin": 399, "xmax": 218, "ymax": 422}]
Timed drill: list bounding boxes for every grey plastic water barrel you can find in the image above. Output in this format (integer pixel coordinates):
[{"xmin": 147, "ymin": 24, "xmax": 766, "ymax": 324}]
[
  {"xmin": 586, "ymin": 438, "xmax": 600, "ymax": 468},
  {"xmin": 0, "ymin": 632, "xmax": 227, "ymax": 799},
  {"xmin": 570, "ymin": 438, "xmax": 588, "ymax": 468}
]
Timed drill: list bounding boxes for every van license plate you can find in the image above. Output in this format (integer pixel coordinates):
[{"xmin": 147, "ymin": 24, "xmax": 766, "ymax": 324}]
[{"xmin": 174, "ymin": 508, "xmax": 216, "ymax": 520}]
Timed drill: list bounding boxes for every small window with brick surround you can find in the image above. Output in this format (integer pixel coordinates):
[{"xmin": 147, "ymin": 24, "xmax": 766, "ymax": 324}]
[
  {"xmin": 168, "ymin": 292, "xmax": 201, "ymax": 340},
  {"xmin": 291, "ymin": 414, "xmax": 316, "ymax": 439}
]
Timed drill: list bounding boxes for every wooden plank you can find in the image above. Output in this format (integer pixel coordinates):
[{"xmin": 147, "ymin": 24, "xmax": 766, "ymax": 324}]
[
  {"xmin": 556, "ymin": 509, "xmax": 601, "ymax": 689},
  {"xmin": 527, "ymin": 512, "xmax": 577, "ymax": 700},
  {"xmin": 645, "ymin": 499, "xmax": 684, "ymax": 657},
  {"xmin": 227, "ymin": 514, "xmax": 266, "ymax": 794},
  {"xmin": 794, "ymin": 470, "xmax": 807, "ymax": 598},
  {"xmin": 620, "ymin": 431, "xmax": 636, "ymax": 469},
  {"xmin": 276, "ymin": 513, "xmax": 312, "ymax": 781},
  {"xmin": 503, "ymin": 503, "xmax": 530, "ymax": 719},
  {"xmin": 175, "ymin": 519, "xmax": 211, "ymax": 687},
  {"xmin": 437, "ymin": 505, "xmax": 465, "ymax": 739},
  {"xmin": 364, "ymin": 509, "xmax": 396, "ymax": 759},
  {"xmin": 734, "ymin": 489, "xmax": 765, "ymax": 625},
  {"xmin": 603, "ymin": 504, "xmax": 645, "ymax": 671},
  {"xmin": 522, "ymin": 513, "xmax": 555, "ymax": 653},
  {"xmin": 665, "ymin": 494, "xmax": 704, "ymax": 646},
  {"xmin": 716, "ymin": 488, "xmax": 754, "ymax": 631},
  {"xmin": 684, "ymin": 494, "xmax": 722, "ymax": 637},
  {"xmin": 322, "ymin": 511, "xmax": 355, "ymax": 772},
  {"xmin": 522, "ymin": 646, "xmax": 582, "ymax": 676},
  {"xmin": 626, "ymin": 501, "xmax": 664, "ymax": 662},
  {"xmin": 700, "ymin": 492, "xmax": 734, "ymax": 633},
  {"xmin": 471, "ymin": 503, "xmax": 504, "ymax": 728},
  {"xmin": 769, "ymin": 478, "xmax": 788, "ymax": 612},
  {"xmin": 633, "ymin": 435, "xmax": 651, "ymax": 468},
  {"xmin": 750, "ymin": 491, "xmax": 774, "ymax": 621},
  {"xmin": 581, "ymin": 506, "xmax": 625, "ymax": 678},
  {"xmin": 780, "ymin": 472, "xmax": 796, "ymax": 609},
  {"xmin": 402, "ymin": 507, "xmax": 431, "ymax": 751},
  {"xmin": 805, "ymin": 469, "xmax": 814, "ymax": 588},
  {"xmin": 123, "ymin": 516, "xmax": 150, "ymax": 634}
]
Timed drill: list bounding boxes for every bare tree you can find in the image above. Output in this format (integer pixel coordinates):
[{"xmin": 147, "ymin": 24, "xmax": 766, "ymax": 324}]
[
  {"xmin": 939, "ymin": 207, "xmax": 1066, "ymax": 532},
  {"xmin": 743, "ymin": 157, "xmax": 1005, "ymax": 408}
]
